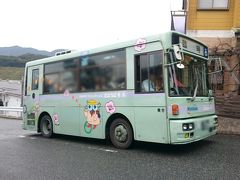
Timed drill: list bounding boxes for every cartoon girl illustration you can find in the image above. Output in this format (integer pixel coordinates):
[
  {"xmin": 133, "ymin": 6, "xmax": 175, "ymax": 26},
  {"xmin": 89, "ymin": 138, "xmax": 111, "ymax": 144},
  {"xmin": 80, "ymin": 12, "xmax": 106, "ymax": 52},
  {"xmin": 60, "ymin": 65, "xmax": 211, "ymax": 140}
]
[{"xmin": 83, "ymin": 100, "xmax": 101, "ymax": 134}]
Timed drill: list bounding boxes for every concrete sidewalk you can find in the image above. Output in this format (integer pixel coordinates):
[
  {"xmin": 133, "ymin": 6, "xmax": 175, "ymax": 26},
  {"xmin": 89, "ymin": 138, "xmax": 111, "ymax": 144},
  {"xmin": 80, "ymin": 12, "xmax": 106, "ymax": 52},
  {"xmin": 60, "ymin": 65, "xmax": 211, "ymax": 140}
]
[{"xmin": 218, "ymin": 116, "xmax": 240, "ymax": 135}]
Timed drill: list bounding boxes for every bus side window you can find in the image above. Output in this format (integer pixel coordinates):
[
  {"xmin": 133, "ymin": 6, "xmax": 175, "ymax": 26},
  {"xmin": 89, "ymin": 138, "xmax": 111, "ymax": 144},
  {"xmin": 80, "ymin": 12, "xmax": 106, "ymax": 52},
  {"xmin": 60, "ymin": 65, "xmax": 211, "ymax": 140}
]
[
  {"xmin": 79, "ymin": 50, "xmax": 126, "ymax": 92},
  {"xmin": 32, "ymin": 69, "xmax": 39, "ymax": 90},
  {"xmin": 135, "ymin": 51, "xmax": 163, "ymax": 93}
]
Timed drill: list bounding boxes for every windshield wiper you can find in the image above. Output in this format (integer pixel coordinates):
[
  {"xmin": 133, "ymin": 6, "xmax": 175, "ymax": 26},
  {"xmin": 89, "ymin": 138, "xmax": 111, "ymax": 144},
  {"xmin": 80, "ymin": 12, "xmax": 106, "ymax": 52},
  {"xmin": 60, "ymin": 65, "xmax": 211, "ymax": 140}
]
[{"xmin": 191, "ymin": 69, "xmax": 199, "ymax": 101}]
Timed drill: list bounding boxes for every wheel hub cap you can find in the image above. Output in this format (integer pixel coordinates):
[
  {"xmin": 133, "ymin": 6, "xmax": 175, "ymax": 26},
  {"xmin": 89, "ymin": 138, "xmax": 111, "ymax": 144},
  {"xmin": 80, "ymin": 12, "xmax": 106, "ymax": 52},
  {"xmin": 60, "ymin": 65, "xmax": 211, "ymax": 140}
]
[
  {"xmin": 114, "ymin": 125, "xmax": 127, "ymax": 142},
  {"xmin": 43, "ymin": 120, "xmax": 51, "ymax": 134}
]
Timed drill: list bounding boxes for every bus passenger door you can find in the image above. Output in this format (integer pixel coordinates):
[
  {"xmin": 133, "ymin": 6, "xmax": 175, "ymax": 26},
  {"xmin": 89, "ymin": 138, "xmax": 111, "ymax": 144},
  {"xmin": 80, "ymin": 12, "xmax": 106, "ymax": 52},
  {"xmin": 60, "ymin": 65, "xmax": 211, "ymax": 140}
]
[
  {"xmin": 25, "ymin": 65, "xmax": 43, "ymax": 127},
  {"xmin": 133, "ymin": 51, "xmax": 168, "ymax": 143}
]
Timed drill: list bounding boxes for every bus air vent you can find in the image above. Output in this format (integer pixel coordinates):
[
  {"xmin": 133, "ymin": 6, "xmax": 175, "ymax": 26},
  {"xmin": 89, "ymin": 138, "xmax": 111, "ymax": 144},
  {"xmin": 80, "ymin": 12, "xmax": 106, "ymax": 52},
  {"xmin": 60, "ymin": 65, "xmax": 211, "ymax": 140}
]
[{"xmin": 55, "ymin": 50, "xmax": 72, "ymax": 56}]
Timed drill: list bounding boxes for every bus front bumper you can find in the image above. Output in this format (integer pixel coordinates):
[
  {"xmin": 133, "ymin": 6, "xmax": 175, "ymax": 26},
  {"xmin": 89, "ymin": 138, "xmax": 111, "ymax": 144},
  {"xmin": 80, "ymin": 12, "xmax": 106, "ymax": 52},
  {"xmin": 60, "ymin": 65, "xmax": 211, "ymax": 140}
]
[{"xmin": 169, "ymin": 115, "xmax": 218, "ymax": 144}]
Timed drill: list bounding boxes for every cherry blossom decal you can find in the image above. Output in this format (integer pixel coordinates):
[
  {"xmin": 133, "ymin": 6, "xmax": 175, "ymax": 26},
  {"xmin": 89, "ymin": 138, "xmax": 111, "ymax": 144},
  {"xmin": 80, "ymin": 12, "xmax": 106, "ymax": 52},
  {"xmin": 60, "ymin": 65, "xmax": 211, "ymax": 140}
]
[
  {"xmin": 64, "ymin": 89, "xmax": 70, "ymax": 97},
  {"xmin": 105, "ymin": 101, "xmax": 116, "ymax": 114},
  {"xmin": 63, "ymin": 89, "xmax": 81, "ymax": 107},
  {"xmin": 134, "ymin": 38, "xmax": 147, "ymax": 52},
  {"xmin": 53, "ymin": 113, "xmax": 60, "ymax": 125}
]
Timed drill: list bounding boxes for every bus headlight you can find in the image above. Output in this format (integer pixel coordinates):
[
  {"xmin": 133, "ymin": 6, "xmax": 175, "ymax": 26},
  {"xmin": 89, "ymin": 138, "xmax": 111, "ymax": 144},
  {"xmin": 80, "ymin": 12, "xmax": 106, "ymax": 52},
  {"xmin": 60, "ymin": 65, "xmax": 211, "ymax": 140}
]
[
  {"xmin": 182, "ymin": 124, "xmax": 188, "ymax": 131},
  {"xmin": 189, "ymin": 123, "xmax": 194, "ymax": 130},
  {"xmin": 182, "ymin": 123, "xmax": 194, "ymax": 131}
]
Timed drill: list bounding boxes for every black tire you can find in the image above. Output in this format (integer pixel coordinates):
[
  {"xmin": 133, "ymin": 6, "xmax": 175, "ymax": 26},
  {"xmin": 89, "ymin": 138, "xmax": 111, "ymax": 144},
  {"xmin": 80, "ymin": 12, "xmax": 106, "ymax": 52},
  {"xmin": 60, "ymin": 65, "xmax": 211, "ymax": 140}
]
[
  {"xmin": 40, "ymin": 115, "xmax": 54, "ymax": 138},
  {"xmin": 110, "ymin": 118, "xmax": 133, "ymax": 149}
]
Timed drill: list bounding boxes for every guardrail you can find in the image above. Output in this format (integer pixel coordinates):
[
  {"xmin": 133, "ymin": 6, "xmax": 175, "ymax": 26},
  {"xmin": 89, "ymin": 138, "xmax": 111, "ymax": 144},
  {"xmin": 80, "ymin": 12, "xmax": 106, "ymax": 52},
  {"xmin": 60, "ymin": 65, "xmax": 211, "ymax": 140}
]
[
  {"xmin": 0, "ymin": 107, "xmax": 23, "ymax": 112},
  {"xmin": 0, "ymin": 106, "xmax": 23, "ymax": 119}
]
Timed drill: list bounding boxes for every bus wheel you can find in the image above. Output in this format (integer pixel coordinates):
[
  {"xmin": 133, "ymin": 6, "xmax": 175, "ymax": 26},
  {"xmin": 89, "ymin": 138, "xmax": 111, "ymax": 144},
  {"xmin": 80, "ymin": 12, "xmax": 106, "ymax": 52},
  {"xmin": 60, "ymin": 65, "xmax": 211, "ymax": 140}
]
[
  {"xmin": 40, "ymin": 115, "xmax": 53, "ymax": 138},
  {"xmin": 110, "ymin": 118, "xmax": 133, "ymax": 149}
]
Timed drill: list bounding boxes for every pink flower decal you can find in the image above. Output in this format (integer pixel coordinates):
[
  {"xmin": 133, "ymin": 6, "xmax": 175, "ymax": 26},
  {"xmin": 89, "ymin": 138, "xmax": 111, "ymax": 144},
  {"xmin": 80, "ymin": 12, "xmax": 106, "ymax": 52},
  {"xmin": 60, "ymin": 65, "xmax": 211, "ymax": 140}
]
[
  {"xmin": 64, "ymin": 89, "xmax": 70, "ymax": 97},
  {"xmin": 32, "ymin": 103, "xmax": 40, "ymax": 113},
  {"xmin": 105, "ymin": 101, "xmax": 116, "ymax": 114},
  {"xmin": 134, "ymin": 38, "xmax": 147, "ymax": 52},
  {"xmin": 53, "ymin": 114, "xmax": 59, "ymax": 125}
]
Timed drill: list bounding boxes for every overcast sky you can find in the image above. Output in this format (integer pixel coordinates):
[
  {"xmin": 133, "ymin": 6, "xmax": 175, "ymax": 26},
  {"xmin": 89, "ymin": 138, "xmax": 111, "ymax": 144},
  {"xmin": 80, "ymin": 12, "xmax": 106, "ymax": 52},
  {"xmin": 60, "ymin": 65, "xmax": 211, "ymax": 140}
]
[{"xmin": 0, "ymin": 0, "xmax": 182, "ymax": 51}]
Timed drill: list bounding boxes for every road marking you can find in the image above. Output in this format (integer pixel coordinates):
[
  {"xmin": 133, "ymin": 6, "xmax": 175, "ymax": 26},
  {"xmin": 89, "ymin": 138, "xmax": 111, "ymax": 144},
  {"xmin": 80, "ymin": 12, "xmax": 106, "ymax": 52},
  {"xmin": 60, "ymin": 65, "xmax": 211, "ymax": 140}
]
[
  {"xmin": 104, "ymin": 149, "xmax": 118, "ymax": 153},
  {"xmin": 88, "ymin": 146, "xmax": 118, "ymax": 153},
  {"xmin": 18, "ymin": 135, "xmax": 26, "ymax": 138},
  {"xmin": 30, "ymin": 137, "xmax": 37, "ymax": 140}
]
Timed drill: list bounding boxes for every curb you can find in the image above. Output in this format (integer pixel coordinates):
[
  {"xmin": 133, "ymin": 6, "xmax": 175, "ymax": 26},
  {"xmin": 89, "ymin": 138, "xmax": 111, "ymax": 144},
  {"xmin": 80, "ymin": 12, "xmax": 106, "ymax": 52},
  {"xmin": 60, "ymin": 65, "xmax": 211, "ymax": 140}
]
[{"xmin": 217, "ymin": 116, "xmax": 240, "ymax": 135}]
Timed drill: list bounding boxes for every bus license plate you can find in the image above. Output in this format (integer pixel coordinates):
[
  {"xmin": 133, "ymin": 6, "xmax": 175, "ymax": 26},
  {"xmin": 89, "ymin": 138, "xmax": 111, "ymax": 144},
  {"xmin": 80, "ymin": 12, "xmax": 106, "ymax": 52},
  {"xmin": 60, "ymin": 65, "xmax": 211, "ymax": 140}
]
[{"xmin": 201, "ymin": 120, "xmax": 210, "ymax": 130}]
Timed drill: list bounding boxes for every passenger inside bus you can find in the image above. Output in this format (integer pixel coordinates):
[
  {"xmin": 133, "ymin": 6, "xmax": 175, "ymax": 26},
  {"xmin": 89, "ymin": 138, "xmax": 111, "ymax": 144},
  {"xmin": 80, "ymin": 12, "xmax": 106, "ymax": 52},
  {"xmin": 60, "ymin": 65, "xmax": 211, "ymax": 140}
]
[
  {"xmin": 141, "ymin": 71, "xmax": 163, "ymax": 92},
  {"xmin": 155, "ymin": 77, "xmax": 163, "ymax": 91},
  {"xmin": 141, "ymin": 72, "xmax": 155, "ymax": 92},
  {"xmin": 94, "ymin": 76, "xmax": 108, "ymax": 91},
  {"xmin": 44, "ymin": 78, "xmax": 55, "ymax": 93}
]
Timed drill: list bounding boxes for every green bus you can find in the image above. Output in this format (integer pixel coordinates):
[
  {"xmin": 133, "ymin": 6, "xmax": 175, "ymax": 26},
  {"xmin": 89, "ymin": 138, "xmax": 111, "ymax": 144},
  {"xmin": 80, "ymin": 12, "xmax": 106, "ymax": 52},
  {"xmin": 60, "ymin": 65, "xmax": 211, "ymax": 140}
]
[{"xmin": 22, "ymin": 31, "xmax": 218, "ymax": 149}]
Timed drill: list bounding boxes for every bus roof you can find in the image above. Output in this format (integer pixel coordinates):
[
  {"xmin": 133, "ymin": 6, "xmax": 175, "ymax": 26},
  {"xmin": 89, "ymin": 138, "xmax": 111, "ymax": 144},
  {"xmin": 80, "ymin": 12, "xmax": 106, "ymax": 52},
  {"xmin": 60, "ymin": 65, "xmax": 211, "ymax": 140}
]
[{"xmin": 25, "ymin": 31, "xmax": 207, "ymax": 67}]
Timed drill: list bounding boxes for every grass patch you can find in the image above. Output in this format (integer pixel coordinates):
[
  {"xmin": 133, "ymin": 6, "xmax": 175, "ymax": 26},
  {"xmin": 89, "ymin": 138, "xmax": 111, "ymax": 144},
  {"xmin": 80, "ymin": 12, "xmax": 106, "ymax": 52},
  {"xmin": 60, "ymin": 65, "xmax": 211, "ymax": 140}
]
[{"xmin": 0, "ymin": 67, "xmax": 24, "ymax": 80}]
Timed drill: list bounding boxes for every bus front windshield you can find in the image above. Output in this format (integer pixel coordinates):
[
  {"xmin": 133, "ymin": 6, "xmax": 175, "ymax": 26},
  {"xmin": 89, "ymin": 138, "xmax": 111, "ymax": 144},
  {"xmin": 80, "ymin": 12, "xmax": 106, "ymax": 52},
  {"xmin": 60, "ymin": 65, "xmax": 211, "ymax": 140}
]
[{"xmin": 168, "ymin": 53, "xmax": 209, "ymax": 97}]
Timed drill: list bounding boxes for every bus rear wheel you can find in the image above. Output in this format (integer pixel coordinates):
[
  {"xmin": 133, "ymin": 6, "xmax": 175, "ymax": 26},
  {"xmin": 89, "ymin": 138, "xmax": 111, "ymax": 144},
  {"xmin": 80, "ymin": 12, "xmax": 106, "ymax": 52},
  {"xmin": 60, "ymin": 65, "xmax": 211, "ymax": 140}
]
[
  {"xmin": 110, "ymin": 118, "xmax": 133, "ymax": 149},
  {"xmin": 40, "ymin": 115, "xmax": 53, "ymax": 138}
]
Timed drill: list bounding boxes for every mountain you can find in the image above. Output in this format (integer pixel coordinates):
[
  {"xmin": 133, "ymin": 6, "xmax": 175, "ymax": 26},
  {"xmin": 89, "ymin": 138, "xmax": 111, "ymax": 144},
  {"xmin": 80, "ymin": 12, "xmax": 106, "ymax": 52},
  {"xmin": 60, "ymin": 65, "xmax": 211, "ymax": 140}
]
[
  {"xmin": 0, "ymin": 46, "xmax": 66, "ymax": 68},
  {"xmin": 0, "ymin": 46, "xmax": 66, "ymax": 80},
  {"xmin": 0, "ymin": 53, "xmax": 50, "ymax": 80},
  {"xmin": 0, "ymin": 54, "xmax": 48, "ymax": 68},
  {"xmin": 0, "ymin": 46, "xmax": 66, "ymax": 57}
]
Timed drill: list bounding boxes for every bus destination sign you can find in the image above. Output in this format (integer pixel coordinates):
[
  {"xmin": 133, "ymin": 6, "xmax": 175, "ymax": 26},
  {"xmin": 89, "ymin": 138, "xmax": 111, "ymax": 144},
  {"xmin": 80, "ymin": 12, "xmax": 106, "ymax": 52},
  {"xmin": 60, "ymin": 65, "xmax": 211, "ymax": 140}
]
[{"xmin": 179, "ymin": 37, "xmax": 208, "ymax": 58}]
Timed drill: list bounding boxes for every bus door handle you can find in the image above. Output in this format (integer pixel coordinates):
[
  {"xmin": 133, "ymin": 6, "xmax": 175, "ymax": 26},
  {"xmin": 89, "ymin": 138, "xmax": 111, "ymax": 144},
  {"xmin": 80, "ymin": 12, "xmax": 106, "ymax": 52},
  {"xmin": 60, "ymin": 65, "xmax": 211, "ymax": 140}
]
[{"xmin": 32, "ymin": 93, "xmax": 35, "ymax": 99}]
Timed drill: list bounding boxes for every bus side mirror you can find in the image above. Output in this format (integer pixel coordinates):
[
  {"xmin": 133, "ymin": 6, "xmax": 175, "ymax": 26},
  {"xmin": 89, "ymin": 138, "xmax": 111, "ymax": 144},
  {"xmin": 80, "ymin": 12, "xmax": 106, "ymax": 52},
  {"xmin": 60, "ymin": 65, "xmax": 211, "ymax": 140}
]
[
  {"xmin": 208, "ymin": 90, "xmax": 213, "ymax": 101},
  {"xmin": 173, "ymin": 45, "xmax": 182, "ymax": 60},
  {"xmin": 208, "ymin": 90, "xmax": 213, "ymax": 97}
]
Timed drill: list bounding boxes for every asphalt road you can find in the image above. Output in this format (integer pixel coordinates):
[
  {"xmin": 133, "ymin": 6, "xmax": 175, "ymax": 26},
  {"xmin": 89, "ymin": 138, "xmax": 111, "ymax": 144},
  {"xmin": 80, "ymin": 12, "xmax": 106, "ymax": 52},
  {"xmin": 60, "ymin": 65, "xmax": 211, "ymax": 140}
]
[{"xmin": 0, "ymin": 118, "xmax": 240, "ymax": 180}]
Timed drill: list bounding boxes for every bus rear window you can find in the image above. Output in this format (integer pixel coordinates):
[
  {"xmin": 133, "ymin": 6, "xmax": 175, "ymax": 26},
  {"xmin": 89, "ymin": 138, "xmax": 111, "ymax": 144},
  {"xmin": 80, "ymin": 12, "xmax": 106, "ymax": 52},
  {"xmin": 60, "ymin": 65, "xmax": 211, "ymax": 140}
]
[
  {"xmin": 32, "ymin": 69, "xmax": 39, "ymax": 90},
  {"xmin": 24, "ymin": 68, "xmax": 28, "ymax": 95}
]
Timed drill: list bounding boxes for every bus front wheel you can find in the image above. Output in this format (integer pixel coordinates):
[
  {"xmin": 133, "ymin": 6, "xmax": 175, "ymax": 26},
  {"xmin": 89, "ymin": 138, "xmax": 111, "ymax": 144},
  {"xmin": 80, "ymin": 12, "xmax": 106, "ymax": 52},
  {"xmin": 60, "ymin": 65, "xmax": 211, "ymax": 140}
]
[
  {"xmin": 40, "ymin": 115, "xmax": 53, "ymax": 138},
  {"xmin": 110, "ymin": 118, "xmax": 133, "ymax": 149}
]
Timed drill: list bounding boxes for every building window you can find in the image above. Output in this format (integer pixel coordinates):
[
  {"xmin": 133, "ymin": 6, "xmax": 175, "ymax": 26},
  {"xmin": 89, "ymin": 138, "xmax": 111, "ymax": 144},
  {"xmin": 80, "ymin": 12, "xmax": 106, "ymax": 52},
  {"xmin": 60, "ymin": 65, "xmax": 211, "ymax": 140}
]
[
  {"xmin": 135, "ymin": 51, "xmax": 164, "ymax": 93},
  {"xmin": 198, "ymin": 0, "xmax": 229, "ymax": 10},
  {"xmin": 0, "ymin": 99, "xmax": 3, "ymax": 106}
]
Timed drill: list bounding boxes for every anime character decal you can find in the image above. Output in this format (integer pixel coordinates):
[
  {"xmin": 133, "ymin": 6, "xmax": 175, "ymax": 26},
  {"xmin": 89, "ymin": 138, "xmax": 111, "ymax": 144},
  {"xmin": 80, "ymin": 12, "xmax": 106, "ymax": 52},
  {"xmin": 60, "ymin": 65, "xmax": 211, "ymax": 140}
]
[
  {"xmin": 62, "ymin": 91, "xmax": 117, "ymax": 134},
  {"xmin": 83, "ymin": 100, "xmax": 101, "ymax": 134}
]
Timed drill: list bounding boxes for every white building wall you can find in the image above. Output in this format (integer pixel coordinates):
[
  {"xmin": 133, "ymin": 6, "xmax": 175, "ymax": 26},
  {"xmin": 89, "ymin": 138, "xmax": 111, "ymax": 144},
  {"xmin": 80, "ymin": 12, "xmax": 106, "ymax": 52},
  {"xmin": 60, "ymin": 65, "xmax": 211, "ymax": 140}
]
[
  {"xmin": 7, "ymin": 95, "xmax": 21, "ymax": 107},
  {"xmin": 5, "ymin": 95, "xmax": 22, "ymax": 117}
]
